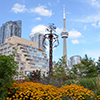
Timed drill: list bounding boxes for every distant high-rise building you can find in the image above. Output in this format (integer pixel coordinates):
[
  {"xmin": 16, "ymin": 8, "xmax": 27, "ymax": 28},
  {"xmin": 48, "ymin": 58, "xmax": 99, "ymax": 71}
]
[
  {"xmin": 68, "ymin": 55, "xmax": 81, "ymax": 69},
  {"xmin": 30, "ymin": 33, "xmax": 45, "ymax": 52},
  {"xmin": 0, "ymin": 20, "xmax": 22, "ymax": 44},
  {"xmin": 61, "ymin": 4, "xmax": 69, "ymax": 62}
]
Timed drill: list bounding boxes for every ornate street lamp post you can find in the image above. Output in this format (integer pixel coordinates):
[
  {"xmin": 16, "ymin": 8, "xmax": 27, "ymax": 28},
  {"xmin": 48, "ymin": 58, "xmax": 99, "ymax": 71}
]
[{"xmin": 42, "ymin": 23, "xmax": 59, "ymax": 81}]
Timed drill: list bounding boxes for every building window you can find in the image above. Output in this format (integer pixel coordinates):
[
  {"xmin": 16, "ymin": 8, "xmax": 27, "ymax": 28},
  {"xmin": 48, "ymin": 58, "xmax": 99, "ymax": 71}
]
[
  {"xmin": 1, "ymin": 44, "xmax": 7, "ymax": 48},
  {"xmin": 4, "ymin": 48, "xmax": 7, "ymax": 51},
  {"xmin": 15, "ymin": 77, "xmax": 18, "ymax": 80},
  {"xmin": 4, "ymin": 52, "xmax": 7, "ymax": 55},
  {"xmin": 16, "ymin": 59, "xmax": 21, "ymax": 62},
  {"xmin": 20, "ymin": 67, "xmax": 24, "ymax": 70},
  {"xmin": 28, "ymin": 63, "xmax": 35, "ymax": 65},
  {"xmin": 15, "ymin": 27, "xmax": 17, "ymax": 36},
  {"xmin": 2, "ymin": 26, "xmax": 5, "ymax": 43},
  {"xmin": 9, "ymin": 44, "xmax": 13, "ymax": 46},
  {"xmin": 20, "ymin": 63, "xmax": 24, "ymax": 66},
  {"xmin": 25, "ymin": 71, "xmax": 30, "ymax": 75},
  {"xmin": 8, "ymin": 51, "xmax": 11, "ymax": 54},
  {"xmin": 11, "ymin": 25, "xmax": 13, "ymax": 36},
  {"xmin": 35, "ymin": 60, "xmax": 39, "ymax": 63},
  {"xmin": 0, "ymin": 49, "xmax": 3, "ymax": 52},
  {"xmin": 29, "ymin": 49, "xmax": 32, "ymax": 52},
  {"xmin": 34, "ymin": 50, "xmax": 37, "ymax": 53},
  {"xmin": 8, "ymin": 47, "xmax": 11, "ymax": 50}
]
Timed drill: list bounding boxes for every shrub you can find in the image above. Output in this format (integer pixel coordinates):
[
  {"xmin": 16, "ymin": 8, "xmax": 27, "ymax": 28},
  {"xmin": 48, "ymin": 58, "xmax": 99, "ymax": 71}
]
[
  {"xmin": 0, "ymin": 55, "xmax": 18, "ymax": 100},
  {"xmin": 77, "ymin": 77, "xmax": 97, "ymax": 90},
  {"xmin": 64, "ymin": 79, "xmax": 76, "ymax": 85}
]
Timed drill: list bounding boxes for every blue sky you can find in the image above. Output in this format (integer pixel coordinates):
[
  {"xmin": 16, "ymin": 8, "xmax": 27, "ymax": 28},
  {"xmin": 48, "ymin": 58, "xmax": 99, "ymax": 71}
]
[{"xmin": 0, "ymin": 0, "xmax": 100, "ymax": 62}]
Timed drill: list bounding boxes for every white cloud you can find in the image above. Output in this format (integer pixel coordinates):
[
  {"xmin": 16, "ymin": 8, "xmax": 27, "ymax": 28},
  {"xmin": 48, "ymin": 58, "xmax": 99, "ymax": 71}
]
[
  {"xmin": 30, "ymin": 25, "xmax": 47, "ymax": 35},
  {"xmin": 30, "ymin": 25, "xmax": 61, "ymax": 37},
  {"xmin": 30, "ymin": 5, "xmax": 52, "ymax": 17},
  {"xmin": 11, "ymin": 4, "xmax": 52, "ymax": 17},
  {"xmin": 82, "ymin": 0, "xmax": 100, "ymax": 8},
  {"xmin": 91, "ymin": 23, "xmax": 97, "ymax": 27},
  {"xmin": 71, "ymin": 40, "xmax": 79, "ymax": 44},
  {"xmin": 11, "ymin": 3, "xmax": 26, "ymax": 13},
  {"xmin": 84, "ymin": 25, "xmax": 87, "ymax": 30},
  {"xmin": 35, "ymin": 17, "xmax": 41, "ymax": 21},
  {"xmin": 75, "ymin": 12, "xmax": 100, "ymax": 23},
  {"xmin": 91, "ymin": 22, "xmax": 100, "ymax": 27},
  {"xmin": 69, "ymin": 30, "xmax": 82, "ymax": 39},
  {"xmin": 91, "ymin": 0, "xmax": 100, "ymax": 7},
  {"xmin": 48, "ymin": 2, "xmax": 51, "ymax": 6},
  {"xmin": 56, "ymin": 28, "xmax": 62, "ymax": 34}
]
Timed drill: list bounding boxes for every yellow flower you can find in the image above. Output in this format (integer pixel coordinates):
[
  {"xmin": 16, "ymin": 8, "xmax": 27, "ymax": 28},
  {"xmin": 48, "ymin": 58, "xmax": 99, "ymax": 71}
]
[{"xmin": 7, "ymin": 82, "xmax": 95, "ymax": 100}]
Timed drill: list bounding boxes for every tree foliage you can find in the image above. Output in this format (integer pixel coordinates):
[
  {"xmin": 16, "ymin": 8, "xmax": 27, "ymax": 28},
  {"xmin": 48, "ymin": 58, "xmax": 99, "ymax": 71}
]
[
  {"xmin": 53, "ymin": 56, "xmax": 68, "ymax": 82},
  {"xmin": 28, "ymin": 70, "xmax": 41, "ymax": 82},
  {"xmin": 0, "ymin": 55, "xmax": 18, "ymax": 100},
  {"xmin": 96, "ymin": 57, "xmax": 100, "ymax": 76},
  {"xmin": 69, "ymin": 54, "xmax": 97, "ymax": 79}
]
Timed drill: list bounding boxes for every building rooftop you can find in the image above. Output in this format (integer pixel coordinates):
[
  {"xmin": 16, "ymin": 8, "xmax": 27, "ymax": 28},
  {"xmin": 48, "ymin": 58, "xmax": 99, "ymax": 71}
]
[{"xmin": 5, "ymin": 36, "xmax": 38, "ymax": 48}]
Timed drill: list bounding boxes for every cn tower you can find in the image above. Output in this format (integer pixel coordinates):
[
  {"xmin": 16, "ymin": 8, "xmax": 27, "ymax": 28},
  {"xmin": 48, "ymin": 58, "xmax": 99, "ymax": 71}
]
[{"xmin": 61, "ymin": 4, "xmax": 69, "ymax": 62}]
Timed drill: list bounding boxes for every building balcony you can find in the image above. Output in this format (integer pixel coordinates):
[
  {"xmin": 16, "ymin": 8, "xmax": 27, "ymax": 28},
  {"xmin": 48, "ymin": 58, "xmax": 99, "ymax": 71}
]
[
  {"xmin": 0, "ymin": 49, "xmax": 3, "ymax": 53},
  {"xmin": 24, "ymin": 54, "xmax": 30, "ymax": 57},
  {"xmin": 20, "ymin": 46, "xmax": 27, "ymax": 51},
  {"xmin": 21, "ymin": 48, "xmax": 28, "ymax": 52},
  {"xmin": 26, "ymin": 59, "xmax": 35, "ymax": 64},
  {"xmin": 26, "ymin": 57, "xmax": 33, "ymax": 60},
  {"xmin": 16, "ymin": 58, "xmax": 21, "ymax": 62},
  {"xmin": 28, "ymin": 62, "xmax": 35, "ymax": 65},
  {"xmin": 26, "ymin": 57, "xmax": 34, "ymax": 62},
  {"xmin": 0, "ymin": 53, "xmax": 3, "ymax": 55}
]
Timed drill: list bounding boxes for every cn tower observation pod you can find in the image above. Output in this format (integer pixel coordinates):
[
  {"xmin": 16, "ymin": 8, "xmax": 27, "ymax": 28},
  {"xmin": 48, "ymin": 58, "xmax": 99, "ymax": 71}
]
[{"xmin": 61, "ymin": 30, "xmax": 69, "ymax": 38}]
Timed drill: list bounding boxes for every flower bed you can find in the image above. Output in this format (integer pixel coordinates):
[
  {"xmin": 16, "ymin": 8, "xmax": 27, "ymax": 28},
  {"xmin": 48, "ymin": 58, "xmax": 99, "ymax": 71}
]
[{"xmin": 6, "ymin": 82, "xmax": 99, "ymax": 100}]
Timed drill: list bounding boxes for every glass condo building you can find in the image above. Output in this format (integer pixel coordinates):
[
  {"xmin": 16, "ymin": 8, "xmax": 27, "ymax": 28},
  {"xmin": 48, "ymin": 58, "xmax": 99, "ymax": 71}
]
[
  {"xmin": 0, "ymin": 36, "xmax": 49, "ymax": 80},
  {"xmin": 0, "ymin": 20, "xmax": 21, "ymax": 44},
  {"xmin": 30, "ymin": 33, "xmax": 45, "ymax": 52},
  {"xmin": 68, "ymin": 55, "xmax": 81, "ymax": 69}
]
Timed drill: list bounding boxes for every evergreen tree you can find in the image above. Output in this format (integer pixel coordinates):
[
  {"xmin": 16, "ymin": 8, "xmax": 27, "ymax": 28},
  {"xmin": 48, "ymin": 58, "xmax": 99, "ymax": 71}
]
[
  {"xmin": 53, "ymin": 56, "xmax": 69, "ymax": 82},
  {"xmin": 96, "ymin": 57, "xmax": 100, "ymax": 76},
  {"xmin": 69, "ymin": 54, "xmax": 97, "ymax": 78}
]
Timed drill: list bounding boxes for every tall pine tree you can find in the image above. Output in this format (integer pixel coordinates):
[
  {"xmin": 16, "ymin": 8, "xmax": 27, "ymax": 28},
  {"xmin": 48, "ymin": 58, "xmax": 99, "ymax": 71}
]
[{"xmin": 96, "ymin": 57, "xmax": 100, "ymax": 76}]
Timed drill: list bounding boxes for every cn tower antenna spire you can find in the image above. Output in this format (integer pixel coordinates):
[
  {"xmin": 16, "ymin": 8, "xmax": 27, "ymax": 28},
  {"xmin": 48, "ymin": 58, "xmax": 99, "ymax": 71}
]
[
  {"xmin": 61, "ymin": 4, "xmax": 69, "ymax": 63},
  {"xmin": 63, "ymin": 4, "xmax": 65, "ymax": 19},
  {"xmin": 63, "ymin": 4, "xmax": 66, "ymax": 31}
]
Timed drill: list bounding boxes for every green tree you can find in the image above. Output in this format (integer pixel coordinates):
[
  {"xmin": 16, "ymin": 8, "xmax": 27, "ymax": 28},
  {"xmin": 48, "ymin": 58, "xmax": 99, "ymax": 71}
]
[
  {"xmin": 69, "ymin": 55, "xmax": 97, "ymax": 79},
  {"xmin": 53, "ymin": 56, "xmax": 68, "ymax": 82},
  {"xmin": 28, "ymin": 70, "xmax": 41, "ymax": 82},
  {"xmin": 0, "ymin": 55, "xmax": 18, "ymax": 100},
  {"xmin": 96, "ymin": 57, "xmax": 100, "ymax": 76}
]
